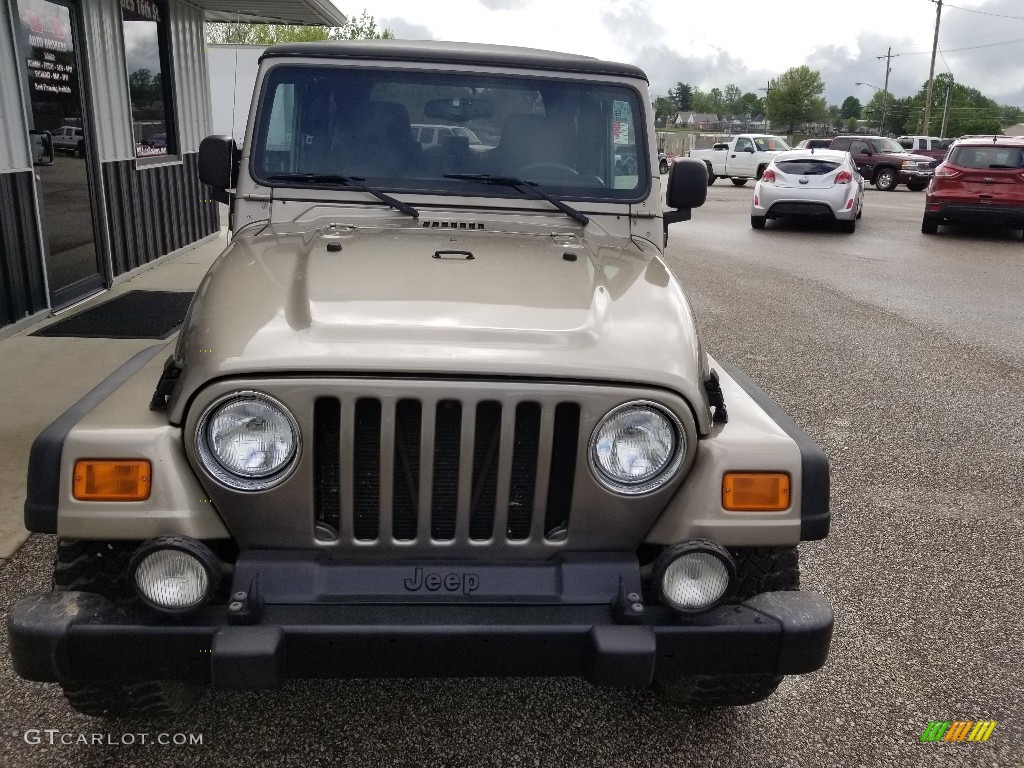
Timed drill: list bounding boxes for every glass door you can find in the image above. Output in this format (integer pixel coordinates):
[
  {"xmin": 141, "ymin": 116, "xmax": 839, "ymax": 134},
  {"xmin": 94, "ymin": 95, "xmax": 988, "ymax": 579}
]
[{"xmin": 17, "ymin": 0, "xmax": 104, "ymax": 308}]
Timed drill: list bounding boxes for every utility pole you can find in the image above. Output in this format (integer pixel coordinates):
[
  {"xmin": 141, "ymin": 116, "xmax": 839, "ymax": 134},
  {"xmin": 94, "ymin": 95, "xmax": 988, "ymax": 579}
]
[
  {"xmin": 923, "ymin": 0, "xmax": 943, "ymax": 134},
  {"xmin": 877, "ymin": 47, "xmax": 898, "ymax": 136},
  {"xmin": 940, "ymin": 82, "xmax": 952, "ymax": 138},
  {"xmin": 759, "ymin": 80, "xmax": 774, "ymax": 131}
]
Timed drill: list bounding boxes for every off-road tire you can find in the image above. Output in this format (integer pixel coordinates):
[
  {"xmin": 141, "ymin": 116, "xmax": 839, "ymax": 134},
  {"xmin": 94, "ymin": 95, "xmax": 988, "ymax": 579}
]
[
  {"xmin": 656, "ymin": 673, "xmax": 784, "ymax": 706},
  {"xmin": 873, "ymin": 167, "xmax": 897, "ymax": 191},
  {"xmin": 921, "ymin": 215, "xmax": 939, "ymax": 234},
  {"xmin": 750, "ymin": 215, "xmax": 766, "ymax": 229},
  {"xmin": 52, "ymin": 539, "xmax": 203, "ymax": 718},
  {"xmin": 730, "ymin": 546, "xmax": 799, "ymax": 599},
  {"xmin": 731, "ymin": 178, "xmax": 747, "ymax": 187},
  {"xmin": 62, "ymin": 680, "xmax": 201, "ymax": 719},
  {"xmin": 654, "ymin": 547, "xmax": 797, "ymax": 706},
  {"xmin": 52, "ymin": 539, "xmax": 137, "ymax": 600}
]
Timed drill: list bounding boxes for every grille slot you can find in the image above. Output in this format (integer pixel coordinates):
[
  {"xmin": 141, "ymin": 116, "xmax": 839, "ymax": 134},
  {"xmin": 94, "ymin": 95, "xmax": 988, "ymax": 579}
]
[
  {"xmin": 352, "ymin": 398, "xmax": 382, "ymax": 540},
  {"xmin": 314, "ymin": 395, "xmax": 580, "ymax": 546}
]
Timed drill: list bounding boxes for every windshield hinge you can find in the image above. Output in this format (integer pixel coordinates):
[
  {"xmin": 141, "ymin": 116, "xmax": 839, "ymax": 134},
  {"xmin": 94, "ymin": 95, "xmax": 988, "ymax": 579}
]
[
  {"xmin": 704, "ymin": 369, "xmax": 729, "ymax": 424},
  {"xmin": 243, "ymin": 193, "xmax": 272, "ymax": 202},
  {"xmin": 149, "ymin": 356, "xmax": 182, "ymax": 411}
]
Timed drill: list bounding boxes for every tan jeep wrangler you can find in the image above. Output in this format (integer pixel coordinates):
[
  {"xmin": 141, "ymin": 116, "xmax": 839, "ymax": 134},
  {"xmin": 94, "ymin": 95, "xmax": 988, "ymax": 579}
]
[{"xmin": 9, "ymin": 41, "xmax": 832, "ymax": 718}]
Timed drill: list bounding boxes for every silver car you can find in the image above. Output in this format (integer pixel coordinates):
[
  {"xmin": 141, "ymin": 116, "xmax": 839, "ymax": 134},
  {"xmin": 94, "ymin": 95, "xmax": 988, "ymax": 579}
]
[{"xmin": 750, "ymin": 149, "xmax": 864, "ymax": 232}]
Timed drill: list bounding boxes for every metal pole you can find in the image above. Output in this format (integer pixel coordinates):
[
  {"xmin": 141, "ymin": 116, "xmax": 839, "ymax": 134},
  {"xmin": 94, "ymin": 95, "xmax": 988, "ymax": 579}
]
[
  {"xmin": 923, "ymin": 0, "xmax": 943, "ymax": 134},
  {"xmin": 880, "ymin": 47, "xmax": 893, "ymax": 136},
  {"xmin": 940, "ymin": 83, "xmax": 952, "ymax": 139}
]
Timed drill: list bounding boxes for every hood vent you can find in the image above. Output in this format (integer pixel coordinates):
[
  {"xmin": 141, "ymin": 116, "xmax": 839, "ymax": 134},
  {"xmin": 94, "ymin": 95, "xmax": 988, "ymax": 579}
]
[{"xmin": 422, "ymin": 220, "xmax": 485, "ymax": 230}]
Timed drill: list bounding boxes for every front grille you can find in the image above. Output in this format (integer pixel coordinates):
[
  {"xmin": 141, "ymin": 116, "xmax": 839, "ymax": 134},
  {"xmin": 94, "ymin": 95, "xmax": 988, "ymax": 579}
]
[{"xmin": 314, "ymin": 396, "xmax": 580, "ymax": 545}]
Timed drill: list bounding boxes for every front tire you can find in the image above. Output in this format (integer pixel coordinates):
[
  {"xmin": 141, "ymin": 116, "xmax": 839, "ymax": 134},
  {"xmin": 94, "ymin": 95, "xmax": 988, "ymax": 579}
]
[
  {"xmin": 874, "ymin": 168, "xmax": 897, "ymax": 191},
  {"xmin": 656, "ymin": 673, "xmax": 784, "ymax": 706},
  {"xmin": 731, "ymin": 178, "xmax": 747, "ymax": 187},
  {"xmin": 53, "ymin": 540, "xmax": 203, "ymax": 718}
]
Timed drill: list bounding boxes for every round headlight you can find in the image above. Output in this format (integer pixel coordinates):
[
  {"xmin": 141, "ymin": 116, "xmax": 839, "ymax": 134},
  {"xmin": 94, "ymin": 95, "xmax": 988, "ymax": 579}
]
[
  {"xmin": 129, "ymin": 537, "xmax": 222, "ymax": 614},
  {"xmin": 589, "ymin": 401, "xmax": 684, "ymax": 494},
  {"xmin": 654, "ymin": 540, "xmax": 734, "ymax": 615},
  {"xmin": 196, "ymin": 391, "xmax": 300, "ymax": 490}
]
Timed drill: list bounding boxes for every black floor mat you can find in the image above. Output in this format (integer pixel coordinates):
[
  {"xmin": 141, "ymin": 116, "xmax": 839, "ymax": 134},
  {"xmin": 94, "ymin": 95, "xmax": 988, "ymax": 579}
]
[{"xmin": 32, "ymin": 290, "xmax": 194, "ymax": 339}]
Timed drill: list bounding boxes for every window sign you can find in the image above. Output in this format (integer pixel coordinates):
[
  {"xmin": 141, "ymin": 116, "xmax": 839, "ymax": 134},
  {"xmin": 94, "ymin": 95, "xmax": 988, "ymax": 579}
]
[{"xmin": 121, "ymin": 0, "xmax": 176, "ymax": 156}]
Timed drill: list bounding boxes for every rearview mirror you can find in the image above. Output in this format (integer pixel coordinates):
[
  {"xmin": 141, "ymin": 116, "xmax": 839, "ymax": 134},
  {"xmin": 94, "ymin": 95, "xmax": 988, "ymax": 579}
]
[{"xmin": 423, "ymin": 97, "xmax": 494, "ymax": 122}]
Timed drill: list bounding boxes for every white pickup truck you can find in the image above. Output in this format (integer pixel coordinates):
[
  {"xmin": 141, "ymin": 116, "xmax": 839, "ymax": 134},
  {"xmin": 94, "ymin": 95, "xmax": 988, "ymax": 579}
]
[{"xmin": 688, "ymin": 134, "xmax": 791, "ymax": 186}]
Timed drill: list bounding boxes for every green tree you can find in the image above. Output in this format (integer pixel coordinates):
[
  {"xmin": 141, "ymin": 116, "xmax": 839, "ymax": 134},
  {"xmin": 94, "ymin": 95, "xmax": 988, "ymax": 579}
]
[
  {"xmin": 840, "ymin": 96, "xmax": 861, "ymax": 120},
  {"xmin": 652, "ymin": 96, "xmax": 676, "ymax": 123},
  {"xmin": 861, "ymin": 89, "xmax": 895, "ymax": 133},
  {"xmin": 128, "ymin": 68, "xmax": 154, "ymax": 104},
  {"xmin": 708, "ymin": 87, "xmax": 724, "ymax": 114},
  {"xmin": 670, "ymin": 82, "xmax": 693, "ymax": 112},
  {"xmin": 206, "ymin": 10, "xmax": 393, "ymax": 44},
  {"xmin": 723, "ymin": 84, "xmax": 742, "ymax": 117},
  {"xmin": 690, "ymin": 88, "xmax": 713, "ymax": 113},
  {"xmin": 735, "ymin": 92, "xmax": 763, "ymax": 118},
  {"xmin": 828, "ymin": 103, "xmax": 842, "ymax": 130},
  {"xmin": 765, "ymin": 66, "xmax": 826, "ymax": 134}
]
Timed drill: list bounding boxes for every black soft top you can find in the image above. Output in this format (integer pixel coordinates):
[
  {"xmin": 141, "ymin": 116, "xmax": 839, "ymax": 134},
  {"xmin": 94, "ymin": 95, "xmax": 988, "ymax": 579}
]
[{"xmin": 261, "ymin": 39, "xmax": 648, "ymax": 81}]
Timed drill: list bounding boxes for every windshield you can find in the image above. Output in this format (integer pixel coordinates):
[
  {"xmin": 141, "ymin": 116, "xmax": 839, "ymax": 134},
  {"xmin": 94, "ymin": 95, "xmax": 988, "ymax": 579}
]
[
  {"xmin": 251, "ymin": 64, "xmax": 649, "ymax": 200},
  {"xmin": 754, "ymin": 136, "xmax": 791, "ymax": 151},
  {"xmin": 877, "ymin": 138, "xmax": 907, "ymax": 153}
]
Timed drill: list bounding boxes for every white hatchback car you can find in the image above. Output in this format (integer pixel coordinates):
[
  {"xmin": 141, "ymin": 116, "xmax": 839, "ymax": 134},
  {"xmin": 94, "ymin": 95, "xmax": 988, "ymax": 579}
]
[{"xmin": 750, "ymin": 149, "xmax": 864, "ymax": 232}]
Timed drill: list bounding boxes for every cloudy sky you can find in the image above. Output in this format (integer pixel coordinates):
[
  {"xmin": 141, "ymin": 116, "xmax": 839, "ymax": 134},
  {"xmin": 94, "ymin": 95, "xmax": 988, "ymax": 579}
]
[{"xmin": 333, "ymin": 0, "xmax": 1024, "ymax": 107}]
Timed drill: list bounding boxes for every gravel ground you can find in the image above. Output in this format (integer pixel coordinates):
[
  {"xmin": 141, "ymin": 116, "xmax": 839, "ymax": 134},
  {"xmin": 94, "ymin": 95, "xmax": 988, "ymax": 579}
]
[{"xmin": 0, "ymin": 186, "xmax": 1020, "ymax": 767}]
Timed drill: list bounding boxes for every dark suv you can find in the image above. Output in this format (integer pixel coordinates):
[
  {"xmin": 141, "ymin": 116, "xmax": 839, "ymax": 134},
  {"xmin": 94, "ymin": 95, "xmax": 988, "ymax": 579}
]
[
  {"xmin": 829, "ymin": 135, "xmax": 935, "ymax": 191},
  {"xmin": 922, "ymin": 136, "xmax": 1024, "ymax": 235}
]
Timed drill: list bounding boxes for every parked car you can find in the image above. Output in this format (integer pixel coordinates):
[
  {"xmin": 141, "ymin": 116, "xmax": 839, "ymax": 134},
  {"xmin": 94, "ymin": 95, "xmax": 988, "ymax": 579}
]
[
  {"xmin": 829, "ymin": 135, "xmax": 934, "ymax": 191},
  {"xmin": 750, "ymin": 149, "xmax": 864, "ymax": 232},
  {"xmin": 921, "ymin": 136, "xmax": 1024, "ymax": 235},
  {"xmin": 50, "ymin": 125, "xmax": 85, "ymax": 157},
  {"xmin": 689, "ymin": 134, "xmax": 790, "ymax": 186},
  {"xmin": 143, "ymin": 133, "xmax": 167, "ymax": 148},
  {"xmin": 411, "ymin": 123, "xmax": 491, "ymax": 153},
  {"xmin": 895, "ymin": 135, "xmax": 951, "ymax": 162},
  {"xmin": 796, "ymin": 138, "xmax": 831, "ymax": 150}
]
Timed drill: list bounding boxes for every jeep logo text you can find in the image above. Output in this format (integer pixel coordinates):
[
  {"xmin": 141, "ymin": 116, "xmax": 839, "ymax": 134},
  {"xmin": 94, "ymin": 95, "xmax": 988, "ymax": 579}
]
[{"xmin": 403, "ymin": 567, "xmax": 479, "ymax": 595}]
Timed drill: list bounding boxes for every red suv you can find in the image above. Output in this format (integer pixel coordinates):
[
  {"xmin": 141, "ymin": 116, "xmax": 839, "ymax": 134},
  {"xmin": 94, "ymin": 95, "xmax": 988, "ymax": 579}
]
[{"xmin": 922, "ymin": 137, "xmax": 1024, "ymax": 235}]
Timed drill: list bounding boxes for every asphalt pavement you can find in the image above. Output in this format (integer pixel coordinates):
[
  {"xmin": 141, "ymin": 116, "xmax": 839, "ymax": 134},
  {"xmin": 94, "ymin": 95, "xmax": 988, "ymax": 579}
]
[{"xmin": 0, "ymin": 185, "xmax": 1021, "ymax": 767}]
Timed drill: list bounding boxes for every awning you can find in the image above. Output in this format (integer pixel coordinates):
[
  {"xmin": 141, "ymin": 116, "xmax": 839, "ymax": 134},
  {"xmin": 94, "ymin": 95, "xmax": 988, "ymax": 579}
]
[{"xmin": 194, "ymin": 0, "xmax": 347, "ymax": 26}]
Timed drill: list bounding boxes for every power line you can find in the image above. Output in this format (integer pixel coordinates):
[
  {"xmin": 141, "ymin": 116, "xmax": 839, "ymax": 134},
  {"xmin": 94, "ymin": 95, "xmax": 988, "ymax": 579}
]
[
  {"xmin": 943, "ymin": 2, "xmax": 1024, "ymax": 21},
  {"xmin": 897, "ymin": 35, "xmax": 1024, "ymax": 55}
]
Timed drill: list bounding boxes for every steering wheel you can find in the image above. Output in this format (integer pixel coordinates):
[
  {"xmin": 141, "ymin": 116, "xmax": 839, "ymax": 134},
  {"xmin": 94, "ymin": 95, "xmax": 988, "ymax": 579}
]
[{"xmin": 518, "ymin": 162, "xmax": 580, "ymax": 181}]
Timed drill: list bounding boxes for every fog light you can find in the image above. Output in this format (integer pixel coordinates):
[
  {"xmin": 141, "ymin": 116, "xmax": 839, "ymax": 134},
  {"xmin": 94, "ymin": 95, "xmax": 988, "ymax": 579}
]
[
  {"xmin": 654, "ymin": 540, "xmax": 734, "ymax": 614},
  {"xmin": 129, "ymin": 537, "xmax": 221, "ymax": 614}
]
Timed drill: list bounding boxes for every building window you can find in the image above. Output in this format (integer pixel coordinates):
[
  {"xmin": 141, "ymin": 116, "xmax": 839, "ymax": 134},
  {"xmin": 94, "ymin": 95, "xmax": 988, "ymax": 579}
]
[{"xmin": 121, "ymin": 0, "xmax": 175, "ymax": 156}]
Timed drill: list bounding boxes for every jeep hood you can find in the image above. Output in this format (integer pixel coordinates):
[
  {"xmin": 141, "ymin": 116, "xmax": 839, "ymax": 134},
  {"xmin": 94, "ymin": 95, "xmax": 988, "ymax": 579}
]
[{"xmin": 169, "ymin": 226, "xmax": 709, "ymax": 429}]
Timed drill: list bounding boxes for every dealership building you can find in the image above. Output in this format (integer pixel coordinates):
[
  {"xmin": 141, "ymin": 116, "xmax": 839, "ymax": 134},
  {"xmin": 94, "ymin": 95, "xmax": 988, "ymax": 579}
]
[{"xmin": 0, "ymin": 0, "xmax": 344, "ymax": 335}]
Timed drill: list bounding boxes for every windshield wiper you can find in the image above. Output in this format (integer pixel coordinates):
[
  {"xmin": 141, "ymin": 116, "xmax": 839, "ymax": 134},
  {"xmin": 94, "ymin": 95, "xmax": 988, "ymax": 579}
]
[
  {"xmin": 444, "ymin": 174, "xmax": 589, "ymax": 226},
  {"xmin": 265, "ymin": 173, "xmax": 419, "ymax": 218}
]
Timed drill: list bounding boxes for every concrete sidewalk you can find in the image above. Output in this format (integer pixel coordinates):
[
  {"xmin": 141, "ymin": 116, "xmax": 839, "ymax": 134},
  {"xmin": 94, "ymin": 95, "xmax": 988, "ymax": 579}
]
[{"xmin": 0, "ymin": 229, "xmax": 230, "ymax": 567}]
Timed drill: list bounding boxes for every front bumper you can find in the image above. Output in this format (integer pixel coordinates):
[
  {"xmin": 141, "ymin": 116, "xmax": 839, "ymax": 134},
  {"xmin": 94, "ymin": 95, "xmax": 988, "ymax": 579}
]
[
  {"xmin": 9, "ymin": 555, "xmax": 833, "ymax": 689},
  {"xmin": 898, "ymin": 169, "xmax": 933, "ymax": 184}
]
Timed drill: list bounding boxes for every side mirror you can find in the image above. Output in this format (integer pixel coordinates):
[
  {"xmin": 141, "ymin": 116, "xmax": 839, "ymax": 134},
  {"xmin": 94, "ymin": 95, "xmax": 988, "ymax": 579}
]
[
  {"xmin": 664, "ymin": 159, "xmax": 708, "ymax": 242},
  {"xmin": 198, "ymin": 135, "xmax": 240, "ymax": 203},
  {"xmin": 744, "ymin": 146, "xmax": 755, "ymax": 153}
]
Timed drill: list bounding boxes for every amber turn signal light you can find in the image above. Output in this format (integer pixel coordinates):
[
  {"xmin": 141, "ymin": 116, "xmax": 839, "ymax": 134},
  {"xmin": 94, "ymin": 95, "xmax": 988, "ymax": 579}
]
[
  {"xmin": 722, "ymin": 472, "xmax": 790, "ymax": 511},
  {"xmin": 73, "ymin": 460, "xmax": 152, "ymax": 501}
]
